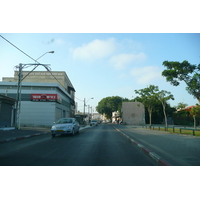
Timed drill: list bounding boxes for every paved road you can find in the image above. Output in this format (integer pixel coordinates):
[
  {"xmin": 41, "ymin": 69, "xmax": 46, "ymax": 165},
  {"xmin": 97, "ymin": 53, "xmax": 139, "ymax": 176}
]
[
  {"xmin": 113, "ymin": 124, "xmax": 200, "ymax": 166},
  {"xmin": 0, "ymin": 124, "xmax": 156, "ymax": 166}
]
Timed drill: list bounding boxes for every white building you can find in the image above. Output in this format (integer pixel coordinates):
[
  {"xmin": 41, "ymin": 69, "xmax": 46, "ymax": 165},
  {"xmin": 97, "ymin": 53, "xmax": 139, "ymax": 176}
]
[
  {"xmin": 122, "ymin": 102, "xmax": 145, "ymax": 125},
  {"xmin": 92, "ymin": 113, "xmax": 103, "ymax": 120},
  {"xmin": 0, "ymin": 71, "xmax": 76, "ymax": 127},
  {"xmin": 0, "ymin": 82, "xmax": 74, "ymax": 127}
]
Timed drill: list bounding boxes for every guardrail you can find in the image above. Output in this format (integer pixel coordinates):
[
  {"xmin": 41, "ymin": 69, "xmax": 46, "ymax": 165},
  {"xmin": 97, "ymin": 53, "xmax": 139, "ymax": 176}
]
[{"xmin": 142, "ymin": 125, "xmax": 200, "ymax": 136}]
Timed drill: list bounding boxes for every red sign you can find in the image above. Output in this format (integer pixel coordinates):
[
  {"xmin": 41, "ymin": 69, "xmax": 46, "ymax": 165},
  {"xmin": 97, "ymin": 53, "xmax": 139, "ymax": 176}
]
[{"xmin": 30, "ymin": 94, "xmax": 62, "ymax": 103}]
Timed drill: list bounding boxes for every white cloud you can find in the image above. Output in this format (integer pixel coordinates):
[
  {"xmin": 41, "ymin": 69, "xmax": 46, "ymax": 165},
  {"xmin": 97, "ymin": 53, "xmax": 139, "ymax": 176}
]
[
  {"xmin": 130, "ymin": 66, "xmax": 163, "ymax": 85},
  {"xmin": 110, "ymin": 52, "xmax": 146, "ymax": 70},
  {"xmin": 54, "ymin": 38, "xmax": 65, "ymax": 45},
  {"xmin": 72, "ymin": 38, "xmax": 117, "ymax": 61}
]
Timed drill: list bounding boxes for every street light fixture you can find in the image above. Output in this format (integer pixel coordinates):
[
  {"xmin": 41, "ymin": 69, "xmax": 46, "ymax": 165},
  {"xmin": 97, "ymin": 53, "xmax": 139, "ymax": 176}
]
[{"xmin": 36, "ymin": 51, "xmax": 54, "ymax": 61}]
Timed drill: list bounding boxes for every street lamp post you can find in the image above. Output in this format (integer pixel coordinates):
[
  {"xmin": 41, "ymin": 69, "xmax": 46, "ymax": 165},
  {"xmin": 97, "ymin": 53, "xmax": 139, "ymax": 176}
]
[
  {"xmin": 15, "ymin": 51, "xmax": 54, "ymax": 129},
  {"xmin": 83, "ymin": 97, "xmax": 94, "ymax": 119},
  {"xmin": 90, "ymin": 106, "xmax": 93, "ymax": 119},
  {"xmin": 88, "ymin": 104, "xmax": 90, "ymax": 122}
]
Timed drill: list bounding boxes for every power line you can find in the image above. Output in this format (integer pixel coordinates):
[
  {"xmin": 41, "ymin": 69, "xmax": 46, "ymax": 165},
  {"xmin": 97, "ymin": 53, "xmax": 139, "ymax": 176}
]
[
  {"xmin": 0, "ymin": 34, "xmax": 39, "ymax": 63},
  {"xmin": 75, "ymin": 96, "xmax": 84, "ymax": 101},
  {"xmin": 0, "ymin": 34, "xmax": 67, "ymax": 90}
]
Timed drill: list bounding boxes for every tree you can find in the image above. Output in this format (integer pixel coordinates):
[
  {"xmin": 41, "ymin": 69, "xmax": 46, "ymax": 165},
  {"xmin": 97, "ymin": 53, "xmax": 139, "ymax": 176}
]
[
  {"xmin": 144, "ymin": 101, "xmax": 163, "ymax": 124},
  {"xmin": 189, "ymin": 104, "xmax": 200, "ymax": 129},
  {"xmin": 162, "ymin": 60, "xmax": 200, "ymax": 103},
  {"xmin": 156, "ymin": 90, "xmax": 174, "ymax": 127},
  {"xmin": 175, "ymin": 102, "xmax": 188, "ymax": 110},
  {"xmin": 134, "ymin": 85, "xmax": 159, "ymax": 126},
  {"xmin": 96, "ymin": 96, "xmax": 123, "ymax": 120}
]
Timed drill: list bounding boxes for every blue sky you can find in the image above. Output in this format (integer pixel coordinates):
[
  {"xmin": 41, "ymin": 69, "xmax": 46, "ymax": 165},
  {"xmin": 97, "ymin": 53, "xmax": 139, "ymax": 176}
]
[
  {"xmin": 0, "ymin": 33, "xmax": 199, "ymax": 112},
  {"xmin": 1, "ymin": 0, "xmax": 200, "ymax": 190}
]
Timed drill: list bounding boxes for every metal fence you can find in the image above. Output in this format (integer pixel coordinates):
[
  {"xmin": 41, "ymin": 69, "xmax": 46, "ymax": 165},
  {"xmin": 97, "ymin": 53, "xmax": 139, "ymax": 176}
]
[{"xmin": 142, "ymin": 125, "xmax": 200, "ymax": 136}]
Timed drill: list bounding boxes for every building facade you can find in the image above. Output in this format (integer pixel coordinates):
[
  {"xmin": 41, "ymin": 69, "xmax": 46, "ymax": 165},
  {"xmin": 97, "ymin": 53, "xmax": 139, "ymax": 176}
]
[
  {"xmin": 122, "ymin": 102, "xmax": 145, "ymax": 125},
  {"xmin": 0, "ymin": 71, "xmax": 76, "ymax": 127},
  {"xmin": 3, "ymin": 71, "xmax": 75, "ymax": 100}
]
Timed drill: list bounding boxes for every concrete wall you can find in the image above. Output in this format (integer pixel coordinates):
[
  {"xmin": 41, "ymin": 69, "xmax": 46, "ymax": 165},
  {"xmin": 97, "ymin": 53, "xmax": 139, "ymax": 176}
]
[{"xmin": 122, "ymin": 102, "xmax": 145, "ymax": 125}]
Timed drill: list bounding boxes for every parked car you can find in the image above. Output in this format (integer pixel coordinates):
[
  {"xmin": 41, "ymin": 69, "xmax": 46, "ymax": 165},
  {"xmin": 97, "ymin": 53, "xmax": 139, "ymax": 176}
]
[
  {"xmin": 90, "ymin": 120, "xmax": 98, "ymax": 126},
  {"xmin": 51, "ymin": 118, "xmax": 80, "ymax": 137}
]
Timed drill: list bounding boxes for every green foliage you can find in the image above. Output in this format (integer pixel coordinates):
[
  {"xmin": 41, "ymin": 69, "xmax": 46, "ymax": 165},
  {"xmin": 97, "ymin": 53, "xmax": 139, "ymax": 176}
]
[
  {"xmin": 175, "ymin": 109, "xmax": 190, "ymax": 117},
  {"xmin": 190, "ymin": 104, "xmax": 200, "ymax": 117},
  {"xmin": 175, "ymin": 102, "xmax": 188, "ymax": 110},
  {"xmin": 96, "ymin": 96, "xmax": 123, "ymax": 120},
  {"xmin": 144, "ymin": 102, "xmax": 174, "ymax": 124},
  {"xmin": 156, "ymin": 90, "xmax": 174, "ymax": 126},
  {"xmin": 190, "ymin": 104, "xmax": 200, "ymax": 128},
  {"xmin": 186, "ymin": 73, "xmax": 200, "ymax": 102},
  {"xmin": 135, "ymin": 85, "xmax": 175, "ymax": 126},
  {"xmin": 172, "ymin": 109, "xmax": 191, "ymax": 125},
  {"xmin": 172, "ymin": 115, "xmax": 196, "ymax": 126},
  {"xmin": 134, "ymin": 85, "xmax": 160, "ymax": 125},
  {"xmin": 162, "ymin": 60, "xmax": 200, "ymax": 102},
  {"xmin": 96, "ymin": 85, "xmax": 175, "ymax": 126},
  {"xmin": 172, "ymin": 105, "xmax": 200, "ymax": 127}
]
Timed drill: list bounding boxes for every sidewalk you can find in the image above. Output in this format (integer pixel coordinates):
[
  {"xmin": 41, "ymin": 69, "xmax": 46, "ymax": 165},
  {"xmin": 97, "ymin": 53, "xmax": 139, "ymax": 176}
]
[
  {"xmin": 0, "ymin": 125, "xmax": 90, "ymax": 143},
  {"xmin": 112, "ymin": 124, "xmax": 200, "ymax": 166}
]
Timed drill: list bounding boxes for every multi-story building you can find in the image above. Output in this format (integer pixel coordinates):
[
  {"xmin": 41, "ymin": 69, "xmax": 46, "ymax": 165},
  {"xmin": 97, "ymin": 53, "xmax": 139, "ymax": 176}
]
[
  {"xmin": 3, "ymin": 71, "xmax": 75, "ymax": 99},
  {"xmin": 0, "ymin": 71, "xmax": 76, "ymax": 127}
]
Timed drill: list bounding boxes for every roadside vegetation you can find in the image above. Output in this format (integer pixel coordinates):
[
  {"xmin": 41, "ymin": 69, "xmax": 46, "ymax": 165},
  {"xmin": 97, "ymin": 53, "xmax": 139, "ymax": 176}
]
[
  {"xmin": 96, "ymin": 60, "xmax": 200, "ymax": 129},
  {"xmin": 144, "ymin": 126, "xmax": 200, "ymax": 136}
]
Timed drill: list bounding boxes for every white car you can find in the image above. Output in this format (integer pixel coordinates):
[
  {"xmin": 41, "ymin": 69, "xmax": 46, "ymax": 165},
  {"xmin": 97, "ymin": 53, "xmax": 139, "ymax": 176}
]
[
  {"xmin": 51, "ymin": 118, "xmax": 80, "ymax": 137},
  {"xmin": 90, "ymin": 120, "xmax": 98, "ymax": 126}
]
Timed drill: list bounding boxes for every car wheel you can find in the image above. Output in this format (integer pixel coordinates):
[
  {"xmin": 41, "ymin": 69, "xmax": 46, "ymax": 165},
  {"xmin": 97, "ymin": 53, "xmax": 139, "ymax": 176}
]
[
  {"xmin": 52, "ymin": 134, "xmax": 55, "ymax": 137},
  {"xmin": 72, "ymin": 129, "xmax": 75, "ymax": 136},
  {"xmin": 77, "ymin": 128, "xmax": 79, "ymax": 133}
]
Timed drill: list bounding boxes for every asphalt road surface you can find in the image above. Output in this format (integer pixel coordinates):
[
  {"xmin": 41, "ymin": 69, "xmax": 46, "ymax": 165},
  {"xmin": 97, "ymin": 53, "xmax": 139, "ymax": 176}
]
[{"xmin": 0, "ymin": 124, "xmax": 156, "ymax": 166}]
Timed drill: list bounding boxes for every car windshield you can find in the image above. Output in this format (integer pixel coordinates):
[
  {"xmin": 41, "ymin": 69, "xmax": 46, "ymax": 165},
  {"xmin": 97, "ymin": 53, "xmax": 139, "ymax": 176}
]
[{"xmin": 56, "ymin": 118, "xmax": 73, "ymax": 124}]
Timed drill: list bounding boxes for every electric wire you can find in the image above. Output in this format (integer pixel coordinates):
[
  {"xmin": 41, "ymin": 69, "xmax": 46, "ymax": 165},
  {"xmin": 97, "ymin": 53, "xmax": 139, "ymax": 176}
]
[
  {"xmin": 0, "ymin": 34, "xmax": 66, "ymax": 90},
  {"xmin": 75, "ymin": 96, "xmax": 84, "ymax": 101},
  {"xmin": 0, "ymin": 35, "xmax": 39, "ymax": 64}
]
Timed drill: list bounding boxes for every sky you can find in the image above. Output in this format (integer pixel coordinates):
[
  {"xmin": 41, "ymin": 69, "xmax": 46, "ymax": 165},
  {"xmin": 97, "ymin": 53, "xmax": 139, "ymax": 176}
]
[
  {"xmin": 1, "ymin": 0, "xmax": 200, "ymax": 197},
  {"xmin": 0, "ymin": 33, "xmax": 200, "ymax": 112}
]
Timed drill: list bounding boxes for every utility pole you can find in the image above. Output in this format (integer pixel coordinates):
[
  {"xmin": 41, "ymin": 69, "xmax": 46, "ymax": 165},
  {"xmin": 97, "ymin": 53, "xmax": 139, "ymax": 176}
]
[
  {"xmin": 15, "ymin": 63, "xmax": 50, "ymax": 129},
  {"xmin": 15, "ymin": 63, "xmax": 23, "ymax": 129},
  {"xmin": 88, "ymin": 104, "xmax": 90, "ymax": 123},
  {"xmin": 83, "ymin": 98, "xmax": 86, "ymax": 116}
]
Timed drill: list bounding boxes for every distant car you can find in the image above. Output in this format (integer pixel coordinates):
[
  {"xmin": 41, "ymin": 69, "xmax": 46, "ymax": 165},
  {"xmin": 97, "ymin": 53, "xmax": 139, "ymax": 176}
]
[
  {"xmin": 51, "ymin": 118, "xmax": 80, "ymax": 137},
  {"xmin": 90, "ymin": 120, "xmax": 98, "ymax": 126}
]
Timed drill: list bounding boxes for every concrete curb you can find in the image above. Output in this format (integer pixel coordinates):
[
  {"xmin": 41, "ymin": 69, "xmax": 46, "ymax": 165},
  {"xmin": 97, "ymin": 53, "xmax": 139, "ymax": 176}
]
[
  {"xmin": 0, "ymin": 126, "xmax": 91, "ymax": 144},
  {"xmin": 113, "ymin": 126, "xmax": 172, "ymax": 166},
  {"xmin": 0, "ymin": 127, "xmax": 15, "ymax": 131},
  {"xmin": 0, "ymin": 132, "xmax": 49, "ymax": 144}
]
